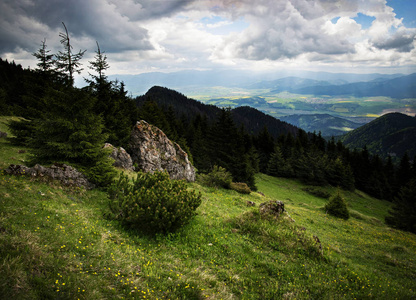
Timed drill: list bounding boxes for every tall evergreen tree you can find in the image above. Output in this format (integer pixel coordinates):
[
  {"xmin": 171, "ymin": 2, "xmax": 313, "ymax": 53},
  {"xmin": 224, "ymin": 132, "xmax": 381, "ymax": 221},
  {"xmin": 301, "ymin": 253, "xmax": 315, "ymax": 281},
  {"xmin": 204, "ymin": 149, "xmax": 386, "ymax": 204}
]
[
  {"xmin": 55, "ymin": 22, "xmax": 86, "ymax": 86},
  {"xmin": 30, "ymin": 87, "xmax": 116, "ymax": 186},
  {"xmin": 33, "ymin": 39, "xmax": 54, "ymax": 74},
  {"xmin": 385, "ymin": 178, "xmax": 416, "ymax": 233}
]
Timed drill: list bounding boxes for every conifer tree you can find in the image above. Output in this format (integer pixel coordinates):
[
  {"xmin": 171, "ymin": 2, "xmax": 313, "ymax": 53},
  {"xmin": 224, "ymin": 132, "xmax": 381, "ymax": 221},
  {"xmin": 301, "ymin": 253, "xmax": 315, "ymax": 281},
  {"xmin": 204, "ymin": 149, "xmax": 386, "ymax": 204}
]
[
  {"xmin": 30, "ymin": 87, "xmax": 116, "ymax": 186},
  {"xmin": 33, "ymin": 39, "xmax": 54, "ymax": 74},
  {"xmin": 386, "ymin": 178, "xmax": 416, "ymax": 233},
  {"xmin": 55, "ymin": 22, "xmax": 86, "ymax": 86}
]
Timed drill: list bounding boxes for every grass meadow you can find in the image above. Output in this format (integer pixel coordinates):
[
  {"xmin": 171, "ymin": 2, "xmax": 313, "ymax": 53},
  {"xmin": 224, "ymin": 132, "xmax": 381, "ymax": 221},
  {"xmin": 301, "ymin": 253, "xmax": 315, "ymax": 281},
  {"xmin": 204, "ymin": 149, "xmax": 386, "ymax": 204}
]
[{"xmin": 0, "ymin": 117, "xmax": 415, "ymax": 299}]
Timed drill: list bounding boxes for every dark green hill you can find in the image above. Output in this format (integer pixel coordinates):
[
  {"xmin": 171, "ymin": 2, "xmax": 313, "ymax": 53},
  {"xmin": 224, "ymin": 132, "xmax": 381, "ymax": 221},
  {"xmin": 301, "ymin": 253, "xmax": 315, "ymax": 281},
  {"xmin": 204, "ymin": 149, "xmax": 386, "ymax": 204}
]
[
  {"xmin": 340, "ymin": 113, "xmax": 416, "ymax": 160},
  {"xmin": 136, "ymin": 86, "xmax": 299, "ymax": 138},
  {"xmin": 279, "ymin": 114, "xmax": 361, "ymax": 137}
]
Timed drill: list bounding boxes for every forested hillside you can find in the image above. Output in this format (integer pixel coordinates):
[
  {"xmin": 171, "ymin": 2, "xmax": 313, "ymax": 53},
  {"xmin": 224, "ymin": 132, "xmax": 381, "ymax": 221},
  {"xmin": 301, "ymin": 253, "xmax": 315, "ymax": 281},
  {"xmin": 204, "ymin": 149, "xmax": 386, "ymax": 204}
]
[{"xmin": 341, "ymin": 112, "xmax": 416, "ymax": 161}]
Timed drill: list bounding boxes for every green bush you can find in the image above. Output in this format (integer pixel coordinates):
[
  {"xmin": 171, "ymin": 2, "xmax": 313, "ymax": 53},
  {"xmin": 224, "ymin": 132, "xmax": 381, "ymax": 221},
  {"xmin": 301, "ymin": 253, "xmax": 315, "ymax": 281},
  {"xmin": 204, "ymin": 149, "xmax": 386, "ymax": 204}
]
[
  {"xmin": 108, "ymin": 171, "xmax": 202, "ymax": 233},
  {"xmin": 230, "ymin": 182, "xmax": 251, "ymax": 194},
  {"xmin": 198, "ymin": 165, "xmax": 232, "ymax": 188},
  {"xmin": 302, "ymin": 187, "xmax": 331, "ymax": 199},
  {"xmin": 324, "ymin": 189, "xmax": 350, "ymax": 220}
]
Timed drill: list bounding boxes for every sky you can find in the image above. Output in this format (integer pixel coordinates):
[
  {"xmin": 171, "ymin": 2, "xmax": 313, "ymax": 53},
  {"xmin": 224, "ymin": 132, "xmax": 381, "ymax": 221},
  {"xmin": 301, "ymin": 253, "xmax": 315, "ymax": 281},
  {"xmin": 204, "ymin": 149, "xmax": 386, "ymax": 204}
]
[{"xmin": 1, "ymin": 0, "xmax": 416, "ymax": 78}]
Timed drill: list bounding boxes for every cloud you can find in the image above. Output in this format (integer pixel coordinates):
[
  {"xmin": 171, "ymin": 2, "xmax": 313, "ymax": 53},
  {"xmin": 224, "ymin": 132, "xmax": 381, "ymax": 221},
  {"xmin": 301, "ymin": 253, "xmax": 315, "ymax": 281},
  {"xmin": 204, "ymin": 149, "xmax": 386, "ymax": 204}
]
[
  {"xmin": 0, "ymin": 0, "xmax": 415, "ymax": 75},
  {"xmin": 372, "ymin": 29, "xmax": 416, "ymax": 52},
  {"xmin": 211, "ymin": 0, "xmax": 357, "ymax": 61}
]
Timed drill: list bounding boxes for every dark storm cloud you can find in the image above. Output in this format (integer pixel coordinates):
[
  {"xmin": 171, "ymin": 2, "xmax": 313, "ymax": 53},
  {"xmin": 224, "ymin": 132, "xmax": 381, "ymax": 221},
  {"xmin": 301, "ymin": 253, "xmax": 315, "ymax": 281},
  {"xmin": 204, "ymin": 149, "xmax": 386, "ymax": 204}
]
[
  {"xmin": 0, "ymin": 0, "xmax": 194, "ymax": 55},
  {"xmin": 373, "ymin": 31, "xmax": 416, "ymax": 52}
]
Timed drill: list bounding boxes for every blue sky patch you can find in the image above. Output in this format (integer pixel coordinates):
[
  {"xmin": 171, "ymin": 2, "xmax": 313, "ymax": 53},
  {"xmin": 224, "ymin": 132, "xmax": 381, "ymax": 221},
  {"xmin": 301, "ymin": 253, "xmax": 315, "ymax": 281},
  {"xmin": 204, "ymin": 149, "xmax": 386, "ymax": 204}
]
[
  {"xmin": 387, "ymin": 0, "xmax": 416, "ymax": 27},
  {"xmin": 353, "ymin": 13, "xmax": 376, "ymax": 29}
]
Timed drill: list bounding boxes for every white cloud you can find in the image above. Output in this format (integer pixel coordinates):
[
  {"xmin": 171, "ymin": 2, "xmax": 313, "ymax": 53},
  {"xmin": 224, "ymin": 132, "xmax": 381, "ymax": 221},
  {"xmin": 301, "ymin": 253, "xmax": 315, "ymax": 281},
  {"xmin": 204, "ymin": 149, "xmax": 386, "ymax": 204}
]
[{"xmin": 0, "ymin": 0, "xmax": 415, "ymax": 75}]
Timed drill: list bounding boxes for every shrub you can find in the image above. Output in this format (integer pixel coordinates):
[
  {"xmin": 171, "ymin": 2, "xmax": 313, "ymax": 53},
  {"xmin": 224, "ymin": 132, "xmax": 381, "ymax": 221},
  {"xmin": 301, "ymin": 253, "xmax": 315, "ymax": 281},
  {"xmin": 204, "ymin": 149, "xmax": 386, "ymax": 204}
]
[
  {"xmin": 302, "ymin": 187, "xmax": 331, "ymax": 199},
  {"xmin": 324, "ymin": 189, "xmax": 350, "ymax": 220},
  {"xmin": 108, "ymin": 171, "xmax": 202, "ymax": 233},
  {"xmin": 198, "ymin": 165, "xmax": 232, "ymax": 188},
  {"xmin": 230, "ymin": 182, "xmax": 251, "ymax": 194}
]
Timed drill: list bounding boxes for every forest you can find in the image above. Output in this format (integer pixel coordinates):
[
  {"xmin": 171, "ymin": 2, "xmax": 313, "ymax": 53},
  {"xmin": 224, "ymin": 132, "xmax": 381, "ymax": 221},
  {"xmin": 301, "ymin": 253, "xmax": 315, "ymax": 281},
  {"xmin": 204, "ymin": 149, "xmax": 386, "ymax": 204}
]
[{"xmin": 0, "ymin": 25, "xmax": 415, "ymax": 233}]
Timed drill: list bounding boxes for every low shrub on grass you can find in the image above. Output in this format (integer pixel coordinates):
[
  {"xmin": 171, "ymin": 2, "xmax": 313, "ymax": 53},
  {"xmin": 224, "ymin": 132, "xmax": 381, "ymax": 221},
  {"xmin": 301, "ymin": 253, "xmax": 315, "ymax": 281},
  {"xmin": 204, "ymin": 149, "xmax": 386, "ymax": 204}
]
[
  {"xmin": 108, "ymin": 171, "xmax": 202, "ymax": 233},
  {"xmin": 324, "ymin": 189, "xmax": 350, "ymax": 220},
  {"xmin": 197, "ymin": 165, "xmax": 232, "ymax": 188},
  {"xmin": 302, "ymin": 187, "xmax": 331, "ymax": 199},
  {"xmin": 230, "ymin": 182, "xmax": 251, "ymax": 194}
]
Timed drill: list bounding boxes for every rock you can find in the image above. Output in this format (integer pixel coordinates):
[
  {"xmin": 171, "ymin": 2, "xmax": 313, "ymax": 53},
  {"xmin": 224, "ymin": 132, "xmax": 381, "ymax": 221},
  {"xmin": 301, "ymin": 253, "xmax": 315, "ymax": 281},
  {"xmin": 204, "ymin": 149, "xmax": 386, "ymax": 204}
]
[
  {"xmin": 103, "ymin": 143, "xmax": 134, "ymax": 171},
  {"xmin": 5, "ymin": 163, "xmax": 95, "ymax": 189},
  {"xmin": 259, "ymin": 200, "xmax": 286, "ymax": 218},
  {"xmin": 0, "ymin": 131, "xmax": 7, "ymax": 138},
  {"xmin": 246, "ymin": 200, "xmax": 256, "ymax": 207},
  {"xmin": 129, "ymin": 120, "xmax": 196, "ymax": 182}
]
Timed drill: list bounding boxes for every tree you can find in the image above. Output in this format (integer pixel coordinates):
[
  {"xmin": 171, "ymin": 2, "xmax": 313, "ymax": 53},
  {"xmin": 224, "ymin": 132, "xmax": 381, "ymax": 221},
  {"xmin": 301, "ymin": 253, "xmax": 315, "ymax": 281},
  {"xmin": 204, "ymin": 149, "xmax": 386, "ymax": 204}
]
[
  {"xmin": 33, "ymin": 39, "xmax": 54, "ymax": 73},
  {"xmin": 385, "ymin": 178, "xmax": 416, "ymax": 233},
  {"xmin": 30, "ymin": 87, "xmax": 116, "ymax": 186},
  {"xmin": 87, "ymin": 41, "xmax": 109, "ymax": 86},
  {"xmin": 325, "ymin": 189, "xmax": 350, "ymax": 220},
  {"xmin": 55, "ymin": 22, "xmax": 86, "ymax": 86}
]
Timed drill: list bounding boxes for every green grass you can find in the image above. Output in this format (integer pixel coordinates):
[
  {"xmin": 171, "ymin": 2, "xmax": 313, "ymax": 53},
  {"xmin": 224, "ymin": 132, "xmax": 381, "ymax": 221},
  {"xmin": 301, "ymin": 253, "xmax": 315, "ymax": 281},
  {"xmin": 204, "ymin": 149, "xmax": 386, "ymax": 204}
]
[{"xmin": 1, "ymin": 117, "xmax": 416, "ymax": 299}]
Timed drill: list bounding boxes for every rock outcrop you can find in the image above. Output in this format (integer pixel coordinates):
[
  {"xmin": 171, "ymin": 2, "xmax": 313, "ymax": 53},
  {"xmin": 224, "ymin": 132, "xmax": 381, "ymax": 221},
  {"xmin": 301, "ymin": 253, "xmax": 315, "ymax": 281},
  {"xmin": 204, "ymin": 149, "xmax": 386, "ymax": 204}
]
[
  {"xmin": 129, "ymin": 120, "xmax": 196, "ymax": 182},
  {"xmin": 5, "ymin": 163, "xmax": 95, "ymax": 189},
  {"xmin": 259, "ymin": 200, "xmax": 286, "ymax": 218},
  {"xmin": 104, "ymin": 143, "xmax": 134, "ymax": 171}
]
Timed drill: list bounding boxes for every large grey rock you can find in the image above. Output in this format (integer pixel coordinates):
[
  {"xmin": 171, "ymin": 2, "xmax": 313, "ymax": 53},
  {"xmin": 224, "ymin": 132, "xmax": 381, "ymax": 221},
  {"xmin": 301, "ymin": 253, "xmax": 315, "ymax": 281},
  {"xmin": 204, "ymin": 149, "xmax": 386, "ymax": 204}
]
[
  {"xmin": 5, "ymin": 163, "xmax": 95, "ymax": 189},
  {"xmin": 129, "ymin": 120, "xmax": 196, "ymax": 182},
  {"xmin": 103, "ymin": 143, "xmax": 134, "ymax": 171}
]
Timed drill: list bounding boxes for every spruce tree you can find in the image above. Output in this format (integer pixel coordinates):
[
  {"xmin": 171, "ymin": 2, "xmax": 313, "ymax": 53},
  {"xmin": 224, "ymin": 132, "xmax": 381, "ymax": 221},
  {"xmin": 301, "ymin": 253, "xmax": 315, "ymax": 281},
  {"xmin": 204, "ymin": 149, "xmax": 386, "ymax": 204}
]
[
  {"xmin": 386, "ymin": 178, "xmax": 416, "ymax": 233},
  {"xmin": 55, "ymin": 22, "xmax": 86, "ymax": 86},
  {"xmin": 30, "ymin": 87, "xmax": 116, "ymax": 186},
  {"xmin": 33, "ymin": 39, "xmax": 54, "ymax": 74}
]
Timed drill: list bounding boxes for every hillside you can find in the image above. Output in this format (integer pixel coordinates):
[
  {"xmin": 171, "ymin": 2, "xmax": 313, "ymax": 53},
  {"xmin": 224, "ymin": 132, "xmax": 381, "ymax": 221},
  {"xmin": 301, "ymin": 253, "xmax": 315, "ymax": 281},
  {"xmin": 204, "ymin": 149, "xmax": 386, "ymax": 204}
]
[
  {"xmin": 279, "ymin": 114, "xmax": 362, "ymax": 137},
  {"xmin": 1, "ymin": 120, "xmax": 415, "ymax": 299},
  {"xmin": 340, "ymin": 112, "xmax": 416, "ymax": 159},
  {"xmin": 136, "ymin": 86, "xmax": 299, "ymax": 138}
]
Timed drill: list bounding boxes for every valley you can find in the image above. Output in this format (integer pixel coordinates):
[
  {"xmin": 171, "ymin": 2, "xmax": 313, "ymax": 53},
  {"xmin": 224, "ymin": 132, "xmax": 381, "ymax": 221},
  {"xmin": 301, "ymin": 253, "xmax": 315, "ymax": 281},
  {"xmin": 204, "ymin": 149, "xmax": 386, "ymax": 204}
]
[
  {"xmin": 115, "ymin": 70, "xmax": 416, "ymax": 137},
  {"xmin": 179, "ymin": 86, "xmax": 416, "ymax": 136}
]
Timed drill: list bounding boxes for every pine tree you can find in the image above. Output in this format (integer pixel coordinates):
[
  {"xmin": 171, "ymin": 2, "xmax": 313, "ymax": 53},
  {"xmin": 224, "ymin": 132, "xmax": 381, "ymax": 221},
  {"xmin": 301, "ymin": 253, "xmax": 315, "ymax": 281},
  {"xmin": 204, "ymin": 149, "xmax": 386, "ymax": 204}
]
[
  {"xmin": 325, "ymin": 189, "xmax": 350, "ymax": 220},
  {"xmin": 55, "ymin": 22, "xmax": 86, "ymax": 86},
  {"xmin": 33, "ymin": 39, "xmax": 54, "ymax": 74},
  {"xmin": 267, "ymin": 146, "xmax": 285, "ymax": 176},
  {"xmin": 385, "ymin": 178, "xmax": 416, "ymax": 233},
  {"xmin": 30, "ymin": 87, "xmax": 116, "ymax": 186}
]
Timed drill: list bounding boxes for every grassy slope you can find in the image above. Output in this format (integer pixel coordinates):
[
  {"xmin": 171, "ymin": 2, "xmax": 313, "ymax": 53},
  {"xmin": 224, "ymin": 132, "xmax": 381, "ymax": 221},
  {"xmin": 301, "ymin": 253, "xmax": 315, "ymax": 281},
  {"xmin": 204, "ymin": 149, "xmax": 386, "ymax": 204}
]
[{"xmin": 0, "ymin": 116, "xmax": 415, "ymax": 299}]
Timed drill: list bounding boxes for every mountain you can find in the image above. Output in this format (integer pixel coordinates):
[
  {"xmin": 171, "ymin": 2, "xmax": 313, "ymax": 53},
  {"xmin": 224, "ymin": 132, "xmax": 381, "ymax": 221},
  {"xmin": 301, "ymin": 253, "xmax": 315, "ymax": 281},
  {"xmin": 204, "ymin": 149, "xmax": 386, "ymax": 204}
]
[
  {"xmin": 279, "ymin": 114, "xmax": 362, "ymax": 137},
  {"xmin": 136, "ymin": 86, "xmax": 299, "ymax": 138},
  {"xmin": 340, "ymin": 112, "xmax": 416, "ymax": 160},
  {"xmin": 248, "ymin": 76, "xmax": 346, "ymax": 91},
  {"xmin": 107, "ymin": 70, "xmax": 405, "ymax": 96},
  {"xmin": 293, "ymin": 73, "xmax": 416, "ymax": 99}
]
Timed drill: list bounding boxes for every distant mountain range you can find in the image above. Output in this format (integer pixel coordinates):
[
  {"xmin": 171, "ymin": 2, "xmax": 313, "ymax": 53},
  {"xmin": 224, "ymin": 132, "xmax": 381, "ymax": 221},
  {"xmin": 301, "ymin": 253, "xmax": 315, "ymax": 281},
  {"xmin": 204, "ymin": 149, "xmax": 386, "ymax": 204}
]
[
  {"xmin": 340, "ymin": 113, "xmax": 416, "ymax": 160},
  {"xmin": 109, "ymin": 70, "xmax": 407, "ymax": 96},
  {"xmin": 249, "ymin": 73, "xmax": 416, "ymax": 98},
  {"xmin": 136, "ymin": 86, "xmax": 299, "ymax": 138},
  {"xmin": 279, "ymin": 114, "xmax": 362, "ymax": 137}
]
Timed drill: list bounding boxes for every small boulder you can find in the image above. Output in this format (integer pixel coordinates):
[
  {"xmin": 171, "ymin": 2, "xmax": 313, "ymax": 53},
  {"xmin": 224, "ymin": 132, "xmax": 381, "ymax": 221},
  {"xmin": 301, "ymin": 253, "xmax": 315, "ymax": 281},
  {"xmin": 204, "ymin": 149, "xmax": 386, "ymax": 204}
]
[
  {"xmin": 103, "ymin": 143, "xmax": 134, "ymax": 171},
  {"xmin": 259, "ymin": 200, "xmax": 286, "ymax": 218}
]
